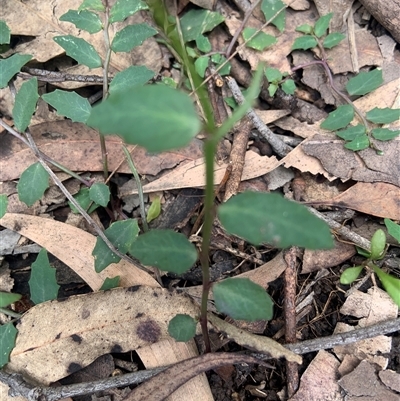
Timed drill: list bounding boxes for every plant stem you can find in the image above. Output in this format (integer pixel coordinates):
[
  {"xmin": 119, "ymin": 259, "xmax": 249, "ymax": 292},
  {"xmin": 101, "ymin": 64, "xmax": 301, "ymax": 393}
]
[{"xmin": 0, "ymin": 307, "xmax": 21, "ymax": 319}]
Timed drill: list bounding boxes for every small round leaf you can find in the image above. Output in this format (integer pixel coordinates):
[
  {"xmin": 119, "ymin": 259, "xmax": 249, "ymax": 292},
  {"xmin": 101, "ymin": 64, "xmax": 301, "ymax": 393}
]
[
  {"xmin": 340, "ymin": 266, "xmax": 363, "ymax": 285},
  {"xmin": 168, "ymin": 314, "xmax": 197, "ymax": 342},
  {"xmin": 370, "ymin": 229, "xmax": 386, "ymax": 260}
]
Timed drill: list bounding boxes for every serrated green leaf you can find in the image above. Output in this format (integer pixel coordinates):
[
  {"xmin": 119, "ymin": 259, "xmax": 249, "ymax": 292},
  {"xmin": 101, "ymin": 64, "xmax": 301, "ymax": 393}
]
[
  {"xmin": 340, "ymin": 266, "xmax": 363, "ymax": 285},
  {"xmin": 384, "ymin": 219, "xmax": 400, "ymax": 243},
  {"xmin": 323, "ymin": 32, "xmax": 346, "ymax": 49},
  {"xmin": 372, "ymin": 265, "xmax": 400, "ymax": 307},
  {"xmin": 213, "ymin": 278, "xmax": 273, "ymax": 321},
  {"xmin": 89, "ymin": 183, "xmax": 110, "ymax": 207},
  {"xmin": 218, "ymin": 192, "xmax": 333, "ymax": 249},
  {"xmin": 195, "ymin": 35, "xmax": 211, "ymax": 53},
  {"xmin": 0, "ymin": 292, "xmax": 21, "ymax": 308},
  {"xmin": 336, "ymin": 124, "xmax": 366, "ymax": 140},
  {"xmin": 42, "ymin": 90, "xmax": 91, "ymax": 123},
  {"xmin": 0, "ymin": 194, "xmax": 8, "ymax": 218},
  {"xmin": 0, "ymin": 20, "xmax": 11, "ymax": 44},
  {"xmin": 261, "ymin": 0, "xmax": 286, "ymax": 32},
  {"xmin": 0, "ymin": 54, "xmax": 32, "ymax": 89},
  {"xmin": 292, "ymin": 35, "xmax": 318, "ymax": 51},
  {"xmin": 370, "ymin": 229, "xmax": 386, "ymax": 260},
  {"xmin": 93, "ymin": 219, "xmax": 140, "ymax": 272},
  {"xmin": 346, "ymin": 69, "xmax": 383, "ymax": 96},
  {"xmin": 242, "ymin": 27, "xmax": 277, "ymax": 51},
  {"xmin": 314, "ymin": 13, "xmax": 333, "ymax": 38},
  {"xmin": 69, "ymin": 187, "xmax": 99, "ymax": 214},
  {"xmin": 100, "ymin": 276, "xmax": 120, "ymax": 290},
  {"xmin": 180, "ymin": 9, "xmax": 224, "ymax": 42},
  {"xmin": 60, "ymin": 10, "xmax": 102, "ymax": 33},
  {"xmin": 168, "ymin": 314, "xmax": 197, "ymax": 342},
  {"xmin": 147, "ymin": 196, "xmax": 161, "ymax": 223},
  {"xmin": 281, "ymin": 79, "xmax": 296, "ymax": 94},
  {"xmin": 268, "ymin": 83, "xmax": 278, "ymax": 97},
  {"xmin": 0, "ymin": 323, "xmax": 18, "ymax": 368},
  {"xmin": 265, "ymin": 67, "xmax": 282, "ymax": 83},
  {"xmin": 371, "ymin": 128, "xmax": 400, "ymax": 141},
  {"xmin": 344, "ymin": 135, "xmax": 369, "ymax": 151},
  {"xmin": 321, "ymin": 104, "xmax": 354, "ymax": 131},
  {"xmin": 110, "ymin": 0, "xmax": 148, "ymax": 23},
  {"xmin": 54, "ymin": 35, "xmax": 102, "ymax": 68},
  {"xmin": 366, "ymin": 107, "xmax": 400, "ymax": 124},
  {"xmin": 111, "ymin": 23, "xmax": 157, "ymax": 52},
  {"xmin": 12, "ymin": 78, "xmax": 39, "ymax": 132},
  {"xmin": 78, "ymin": 0, "xmax": 105, "ymax": 12},
  {"xmin": 129, "ymin": 229, "xmax": 197, "ymax": 274},
  {"xmin": 17, "ymin": 162, "xmax": 49, "ymax": 206},
  {"xmin": 29, "ymin": 248, "xmax": 60, "ymax": 304},
  {"xmin": 295, "ymin": 24, "xmax": 313, "ymax": 34},
  {"xmin": 109, "ymin": 65, "xmax": 154, "ymax": 95},
  {"xmin": 87, "ymin": 85, "xmax": 201, "ymax": 153},
  {"xmin": 194, "ymin": 56, "xmax": 209, "ymax": 78}
]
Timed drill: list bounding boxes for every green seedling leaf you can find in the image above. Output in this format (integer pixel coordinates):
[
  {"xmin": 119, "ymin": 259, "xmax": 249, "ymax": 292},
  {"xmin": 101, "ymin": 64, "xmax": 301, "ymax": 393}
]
[
  {"xmin": 79, "ymin": 0, "xmax": 105, "ymax": 12},
  {"xmin": 60, "ymin": 10, "xmax": 102, "ymax": 33},
  {"xmin": 370, "ymin": 229, "xmax": 386, "ymax": 260},
  {"xmin": 323, "ymin": 32, "xmax": 346, "ymax": 49},
  {"xmin": 146, "ymin": 196, "xmax": 161, "ymax": 223},
  {"xmin": 180, "ymin": 9, "xmax": 224, "ymax": 42},
  {"xmin": 17, "ymin": 162, "xmax": 49, "ymax": 207},
  {"xmin": 110, "ymin": 0, "xmax": 148, "ymax": 23},
  {"xmin": 213, "ymin": 278, "xmax": 273, "ymax": 321},
  {"xmin": 195, "ymin": 56, "xmax": 209, "ymax": 78},
  {"xmin": 0, "ymin": 292, "xmax": 21, "ymax": 308},
  {"xmin": 340, "ymin": 266, "xmax": 363, "ymax": 285},
  {"xmin": 366, "ymin": 107, "xmax": 400, "ymax": 124},
  {"xmin": 0, "ymin": 54, "xmax": 32, "ymax": 88},
  {"xmin": 261, "ymin": 0, "xmax": 286, "ymax": 32},
  {"xmin": 372, "ymin": 265, "xmax": 400, "ymax": 307},
  {"xmin": 210, "ymin": 54, "xmax": 230, "ymax": 75},
  {"xmin": 242, "ymin": 27, "xmax": 277, "ymax": 51},
  {"xmin": 292, "ymin": 35, "xmax": 318, "ymax": 51},
  {"xmin": 320, "ymin": 104, "xmax": 354, "ymax": 131},
  {"xmin": 93, "ymin": 219, "xmax": 140, "ymax": 272},
  {"xmin": 295, "ymin": 24, "xmax": 313, "ymax": 34},
  {"xmin": 346, "ymin": 69, "xmax": 383, "ymax": 96},
  {"xmin": 314, "ymin": 13, "xmax": 333, "ymax": 38},
  {"xmin": 168, "ymin": 314, "xmax": 197, "ymax": 342},
  {"xmin": 42, "ymin": 90, "xmax": 91, "ymax": 123},
  {"xmin": 344, "ymin": 134, "xmax": 369, "ymax": 151},
  {"xmin": 265, "ymin": 67, "xmax": 282, "ymax": 82},
  {"xmin": 129, "ymin": 229, "xmax": 197, "ymax": 274},
  {"xmin": 268, "ymin": 83, "xmax": 278, "ymax": 97},
  {"xmin": 161, "ymin": 76, "xmax": 177, "ymax": 88},
  {"xmin": 384, "ymin": 219, "xmax": 400, "ymax": 243},
  {"xmin": 100, "ymin": 276, "xmax": 120, "ymax": 290},
  {"xmin": 196, "ymin": 35, "xmax": 211, "ymax": 53},
  {"xmin": 109, "ymin": 65, "xmax": 154, "ymax": 95},
  {"xmin": 218, "ymin": 192, "xmax": 333, "ymax": 249},
  {"xmin": 0, "ymin": 194, "xmax": 8, "ymax": 218},
  {"xmin": 87, "ymin": 85, "xmax": 201, "ymax": 153},
  {"xmin": 12, "ymin": 78, "xmax": 39, "ymax": 132},
  {"xmin": 111, "ymin": 23, "xmax": 157, "ymax": 52},
  {"xmin": 0, "ymin": 20, "xmax": 11, "ymax": 44},
  {"xmin": 0, "ymin": 323, "xmax": 18, "ymax": 368},
  {"xmin": 281, "ymin": 79, "xmax": 296, "ymax": 95},
  {"xmin": 371, "ymin": 128, "xmax": 400, "ymax": 141},
  {"xmin": 54, "ymin": 35, "xmax": 102, "ymax": 68},
  {"xmin": 69, "ymin": 187, "xmax": 99, "ymax": 214},
  {"xmin": 29, "ymin": 248, "xmax": 60, "ymax": 304},
  {"xmin": 336, "ymin": 124, "xmax": 366, "ymax": 140},
  {"xmin": 89, "ymin": 182, "xmax": 110, "ymax": 207},
  {"xmin": 356, "ymin": 246, "xmax": 371, "ymax": 258}
]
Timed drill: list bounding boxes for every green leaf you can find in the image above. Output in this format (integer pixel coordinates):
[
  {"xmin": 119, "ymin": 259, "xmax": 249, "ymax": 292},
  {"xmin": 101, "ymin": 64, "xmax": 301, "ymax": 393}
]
[
  {"xmin": 268, "ymin": 83, "xmax": 278, "ymax": 97},
  {"xmin": 320, "ymin": 104, "xmax": 354, "ymax": 131},
  {"xmin": 93, "ymin": 219, "xmax": 140, "ymax": 272},
  {"xmin": 89, "ymin": 183, "xmax": 110, "ymax": 207},
  {"xmin": 60, "ymin": 10, "xmax": 102, "ymax": 34},
  {"xmin": 100, "ymin": 276, "xmax": 120, "ymax": 290},
  {"xmin": 242, "ymin": 27, "xmax": 277, "ymax": 51},
  {"xmin": 168, "ymin": 314, "xmax": 197, "ymax": 342},
  {"xmin": 384, "ymin": 219, "xmax": 400, "ymax": 243},
  {"xmin": 335, "ymin": 124, "xmax": 366, "ymax": 140},
  {"xmin": 78, "ymin": 0, "xmax": 105, "ymax": 12},
  {"xmin": 345, "ymin": 69, "xmax": 383, "ymax": 96},
  {"xmin": 370, "ymin": 229, "xmax": 386, "ymax": 260},
  {"xmin": 323, "ymin": 32, "xmax": 346, "ymax": 49},
  {"xmin": 54, "ymin": 35, "xmax": 102, "ymax": 68},
  {"xmin": 111, "ymin": 23, "xmax": 157, "ymax": 52},
  {"xmin": 29, "ymin": 248, "xmax": 60, "ymax": 304},
  {"xmin": 261, "ymin": 0, "xmax": 286, "ymax": 32},
  {"xmin": 110, "ymin": 0, "xmax": 148, "ymax": 23},
  {"xmin": 0, "ymin": 20, "xmax": 11, "ymax": 44},
  {"xmin": 129, "ymin": 229, "xmax": 197, "ymax": 274},
  {"xmin": 42, "ymin": 90, "xmax": 91, "ymax": 123},
  {"xmin": 372, "ymin": 265, "xmax": 400, "ymax": 307},
  {"xmin": 0, "ymin": 292, "xmax": 21, "ymax": 308},
  {"xmin": 0, "ymin": 194, "xmax": 8, "ymax": 218},
  {"xmin": 371, "ymin": 128, "xmax": 400, "ymax": 141},
  {"xmin": 210, "ymin": 54, "xmax": 230, "ymax": 76},
  {"xmin": 161, "ymin": 76, "xmax": 177, "ymax": 88},
  {"xmin": 12, "ymin": 78, "xmax": 39, "ymax": 132},
  {"xmin": 109, "ymin": 65, "xmax": 154, "ymax": 95},
  {"xmin": 344, "ymin": 135, "xmax": 369, "ymax": 151},
  {"xmin": 340, "ymin": 266, "xmax": 363, "ymax": 285},
  {"xmin": 366, "ymin": 107, "xmax": 400, "ymax": 124},
  {"xmin": 281, "ymin": 79, "xmax": 296, "ymax": 95},
  {"xmin": 69, "ymin": 187, "xmax": 99, "ymax": 214},
  {"xmin": 87, "ymin": 85, "xmax": 201, "ymax": 153},
  {"xmin": 146, "ymin": 196, "xmax": 161, "ymax": 223},
  {"xmin": 194, "ymin": 56, "xmax": 209, "ymax": 78},
  {"xmin": 195, "ymin": 35, "xmax": 211, "ymax": 53},
  {"xmin": 265, "ymin": 67, "xmax": 282, "ymax": 83},
  {"xmin": 218, "ymin": 192, "xmax": 333, "ymax": 249},
  {"xmin": 0, "ymin": 54, "xmax": 32, "ymax": 88},
  {"xmin": 314, "ymin": 13, "xmax": 333, "ymax": 38},
  {"xmin": 180, "ymin": 9, "xmax": 224, "ymax": 42},
  {"xmin": 17, "ymin": 162, "xmax": 49, "ymax": 207},
  {"xmin": 0, "ymin": 323, "xmax": 18, "ymax": 368},
  {"xmin": 292, "ymin": 35, "xmax": 318, "ymax": 51},
  {"xmin": 213, "ymin": 278, "xmax": 273, "ymax": 321},
  {"xmin": 295, "ymin": 24, "xmax": 313, "ymax": 34}
]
